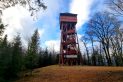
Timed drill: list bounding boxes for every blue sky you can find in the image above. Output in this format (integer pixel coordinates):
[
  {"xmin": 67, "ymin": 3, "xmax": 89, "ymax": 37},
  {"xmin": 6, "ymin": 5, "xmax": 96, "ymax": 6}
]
[{"xmin": 1, "ymin": 0, "xmax": 105, "ymax": 52}]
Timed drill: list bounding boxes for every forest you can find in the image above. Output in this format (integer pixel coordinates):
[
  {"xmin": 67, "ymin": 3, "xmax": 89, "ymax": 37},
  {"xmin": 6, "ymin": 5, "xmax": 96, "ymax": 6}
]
[
  {"xmin": 0, "ymin": 28, "xmax": 59, "ymax": 82},
  {"xmin": 0, "ymin": 0, "xmax": 123, "ymax": 82}
]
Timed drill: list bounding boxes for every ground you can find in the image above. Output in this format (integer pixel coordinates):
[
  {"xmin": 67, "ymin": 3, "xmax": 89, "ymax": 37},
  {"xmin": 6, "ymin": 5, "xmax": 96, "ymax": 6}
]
[{"xmin": 16, "ymin": 65, "xmax": 123, "ymax": 82}]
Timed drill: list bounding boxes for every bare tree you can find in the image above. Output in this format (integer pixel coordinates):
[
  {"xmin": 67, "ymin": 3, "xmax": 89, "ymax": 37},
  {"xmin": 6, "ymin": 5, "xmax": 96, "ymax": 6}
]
[
  {"xmin": 108, "ymin": 0, "xmax": 123, "ymax": 16},
  {"xmin": 87, "ymin": 12, "xmax": 121, "ymax": 66},
  {"xmin": 81, "ymin": 36, "xmax": 90, "ymax": 65},
  {"xmin": 85, "ymin": 31, "xmax": 95, "ymax": 54},
  {"xmin": 84, "ymin": 31, "xmax": 96, "ymax": 65},
  {"xmin": 110, "ymin": 28, "xmax": 123, "ymax": 65}
]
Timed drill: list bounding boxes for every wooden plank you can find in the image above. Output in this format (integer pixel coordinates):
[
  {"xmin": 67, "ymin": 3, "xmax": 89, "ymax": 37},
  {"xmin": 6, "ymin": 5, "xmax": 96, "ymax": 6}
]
[{"xmin": 60, "ymin": 16, "xmax": 77, "ymax": 22}]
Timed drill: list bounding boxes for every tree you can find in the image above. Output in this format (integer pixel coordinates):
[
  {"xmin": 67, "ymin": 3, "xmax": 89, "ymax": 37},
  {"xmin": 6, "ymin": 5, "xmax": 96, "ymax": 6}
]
[
  {"xmin": 25, "ymin": 29, "xmax": 39, "ymax": 74},
  {"xmin": 42, "ymin": 48, "xmax": 49, "ymax": 66},
  {"xmin": 0, "ymin": 35, "xmax": 8, "ymax": 81},
  {"xmin": 8, "ymin": 34, "xmax": 23, "ymax": 78},
  {"xmin": 0, "ymin": 24, "xmax": 4, "ymax": 36},
  {"xmin": 84, "ymin": 30, "xmax": 96, "ymax": 65},
  {"xmin": 0, "ymin": 35, "xmax": 13, "ymax": 81},
  {"xmin": 0, "ymin": 0, "xmax": 47, "ymax": 16},
  {"xmin": 110, "ymin": 28, "xmax": 123, "ymax": 66},
  {"xmin": 0, "ymin": 23, "xmax": 5, "ymax": 43},
  {"xmin": 37, "ymin": 48, "xmax": 44, "ymax": 67},
  {"xmin": 108, "ymin": 0, "xmax": 123, "ymax": 16},
  {"xmin": 81, "ymin": 36, "xmax": 90, "ymax": 65},
  {"xmin": 48, "ymin": 52, "xmax": 52, "ymax": 65},
  {"xmin": 91, "ymin": 50, "xmax": 97, "ymax": 66},
  {"xmin": 87, "ymin": 12, "xmax": 121, "ymax": 66}
]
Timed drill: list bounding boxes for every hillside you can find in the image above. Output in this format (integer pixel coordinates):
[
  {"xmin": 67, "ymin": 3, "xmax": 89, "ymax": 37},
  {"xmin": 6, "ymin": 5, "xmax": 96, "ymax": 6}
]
[{"xmin": 16, "ymin": 65, "xmax": 123, "ymax": 82}]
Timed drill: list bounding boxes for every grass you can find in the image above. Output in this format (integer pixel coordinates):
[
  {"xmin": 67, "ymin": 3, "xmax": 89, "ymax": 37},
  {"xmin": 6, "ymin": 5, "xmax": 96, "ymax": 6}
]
[{"xmin": 15, "ymin": 65, "xmax": 123, "ymax": 82}]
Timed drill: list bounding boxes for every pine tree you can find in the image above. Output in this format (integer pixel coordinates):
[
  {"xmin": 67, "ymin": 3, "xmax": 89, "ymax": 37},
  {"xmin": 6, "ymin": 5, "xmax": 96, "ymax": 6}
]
[
  {"xmin": 38, "ymin": 49, "xmax": 43, "ymax": 67},
  {"xmin": 25, "ymin": 29, "xmax": 39, "ymax": 74},
  {"xmin": 42, "ymin": 48, "xmax": 49, "ymax": 66},
  {"xmin": 0, "ymin": 23, "xmax": 5, "ymax": 44},
  {"xmin": 8, "ymin": 34, "xmax": 23, "ymax": 78},
  {"xmin": 48, "ymin": 52, "xmax": 52, "ymax": 65},
  {"xmin": 0, "ymin": 35, "xmax": 7, "ymax": 81},
  {"xmin": 0, "ymin": 24, "xmax": 4, "ymax": 36},
  {"xmin": 0, "ymin": 35, "xmax": 12, "ymax": 81}
]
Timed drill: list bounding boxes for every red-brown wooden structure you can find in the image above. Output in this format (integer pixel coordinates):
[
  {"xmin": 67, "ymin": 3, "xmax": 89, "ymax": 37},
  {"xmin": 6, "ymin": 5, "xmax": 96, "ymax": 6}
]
[{"xmin": 59, "ymin": 13, "xmax": 82, "ymax": 65}]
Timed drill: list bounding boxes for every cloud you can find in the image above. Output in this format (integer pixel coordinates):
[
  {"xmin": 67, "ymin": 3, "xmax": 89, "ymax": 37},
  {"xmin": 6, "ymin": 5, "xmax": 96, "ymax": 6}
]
[
  {"xmin": 1, "ymin": 0, "xmax": 67, "ymax": 49},
  {"xmin": 43, "ymin": 0, "xmax": 106, "ymax": 52},
  {"xmin": 38, "ymin": 29, "xmax": 45, "ymax": 37},
  {"xmin": 2, "ymin": 5, "xmax": 44, "ymax": 47},
  {"xmin": 1, "ymin": 0, "xmax": 105, "ymax": 52},
  {"xmin": 45, "ymin": 40, "xmax": 60, "ymax": 52},
  {"xmin": 34, "ymin": 0, "xmax": 68, "ymax": 48},
  {"xmin": 30, "ymin": 0, "xmax": 62, "ymax": 40},
  {"xmin": 41, "ymin": 0, "xmax": 63, "ymax": 52},
  {"xmin": 69, "ymin": 0, "xmax": 106, "ymax": 30},
  {"xmin": 69, "ymin": 0, "xmax": 94, "ymax": 29}
]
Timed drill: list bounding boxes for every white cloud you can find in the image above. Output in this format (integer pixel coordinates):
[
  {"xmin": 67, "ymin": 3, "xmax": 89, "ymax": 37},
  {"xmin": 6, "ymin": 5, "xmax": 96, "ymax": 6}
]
[
  {"xmin": 2, "ymin": 5, "xmax": 45, "ymax": 47},
  {"xmin": 69, "ymin": 0, "xmax": 94, "ymax": 29},
  {"xmin": 69, "ymin": 0, "xmax": 106, "ymax": 54},
  {"xmin": 38, "ymin": 29, "xmax": 44, "ymax": 37},
  {"xmin": 1, "ymin": 0, "xmax": 104, "ymax": 53},
  {"xmin": 36, "ymin": 0, "xmax": 64, "ymax": 28},
  {"xmin": 45, "ymin": 40, "xmax": 60, "ymax": 52},
  {"xmin": 1, "ymin": 0, "xmax": 65, "ymax": 50}
]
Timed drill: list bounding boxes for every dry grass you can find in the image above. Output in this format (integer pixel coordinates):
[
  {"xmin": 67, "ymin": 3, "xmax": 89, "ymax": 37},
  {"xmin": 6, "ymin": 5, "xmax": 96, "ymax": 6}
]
[{"xmin": 16, "ymin": 65, "xmax": 123, "ymax": 82}]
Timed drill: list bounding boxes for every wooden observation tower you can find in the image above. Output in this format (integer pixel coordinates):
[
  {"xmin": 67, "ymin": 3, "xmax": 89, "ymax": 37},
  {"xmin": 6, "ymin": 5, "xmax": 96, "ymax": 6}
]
[{"xmin": 59, "ymin": 13, "xmax": 82, "ymax": 65}]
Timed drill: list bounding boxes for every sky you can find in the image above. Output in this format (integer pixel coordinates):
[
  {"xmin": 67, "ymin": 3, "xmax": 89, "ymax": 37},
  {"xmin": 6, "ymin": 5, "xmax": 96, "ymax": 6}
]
[{"xmin": 1, "ymin": 0, "xmax": 105, "ymax": 52}]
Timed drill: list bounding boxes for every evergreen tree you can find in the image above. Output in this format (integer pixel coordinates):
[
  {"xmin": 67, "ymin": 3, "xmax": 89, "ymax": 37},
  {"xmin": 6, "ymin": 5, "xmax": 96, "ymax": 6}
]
[
  {"xmin": 25, "ymin": 29, "xmax": 39, "ymax": 74},
  {"xmin": 8, "ymin": 34, "xmax": 23, "ymax": 78},
  {"xmin": 0, "ymin": 35, "xmax": 12, "ymax": 81},
  {"xmin": 42, "ymin": 48, "xmax": 49, "ymax": 66},
  {"xmin": 0, "ymin": 23, "xmax": 5, "ymax": 43},
  {"xmin": 48, "ymin": 52, "xmax": 52, "ymax": 65},
  {"xmin": 0, "ymin": 35, "xmax": 7, "ymax": 81},
  {"xmin": 37, "ymin": 50, "xmax": 43, "ymax": 67},
  {"xmin": 0, "ymin": 24, "xmax": 4, "ymax": 36}
]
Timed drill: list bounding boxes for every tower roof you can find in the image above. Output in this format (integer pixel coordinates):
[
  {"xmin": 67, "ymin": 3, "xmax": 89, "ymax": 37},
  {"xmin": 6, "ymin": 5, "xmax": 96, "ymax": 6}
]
[
  {"xmin": 60, "ymin": 13, "xmax": 77, "ymax": 17},
  {"xmin": 60, "ymin": 13, "xmax": 77, "ymax": 23}
]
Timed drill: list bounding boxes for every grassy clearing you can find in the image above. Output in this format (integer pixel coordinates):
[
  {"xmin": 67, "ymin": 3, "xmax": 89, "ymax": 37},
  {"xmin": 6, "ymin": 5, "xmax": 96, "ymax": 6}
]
[{"xmin": 16, "ymin": 65, "xmax": 123, "ymax": 82}]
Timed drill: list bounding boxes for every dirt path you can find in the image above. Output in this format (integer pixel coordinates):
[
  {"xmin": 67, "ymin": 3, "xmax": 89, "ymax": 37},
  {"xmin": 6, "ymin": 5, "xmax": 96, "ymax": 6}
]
[{"xmin": 16, "ymin": 65, "xmax": 123, "ymax": 82}]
